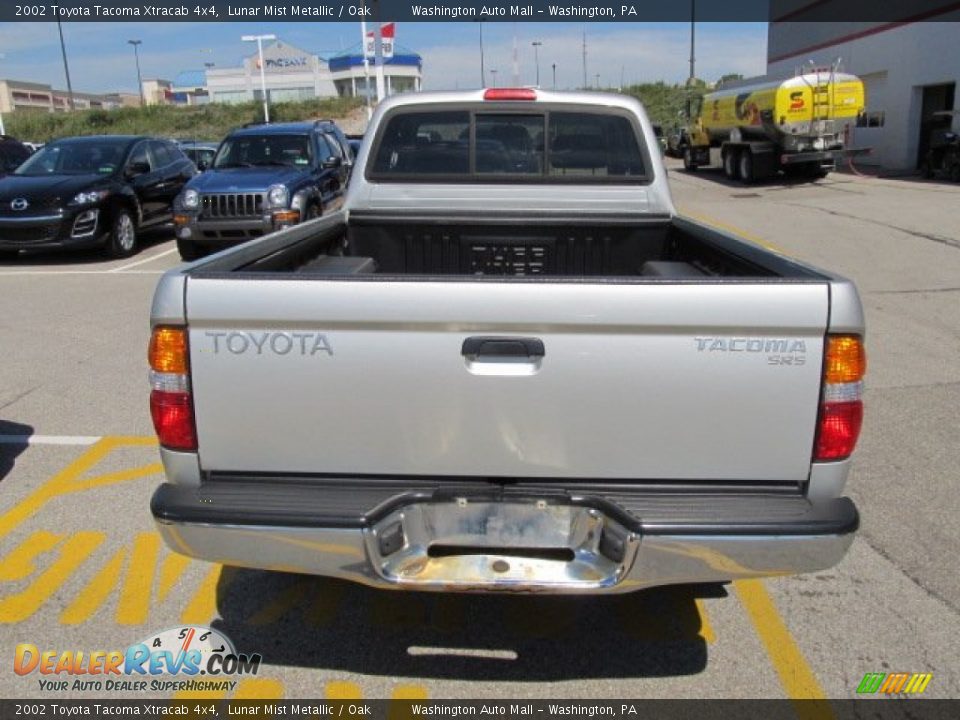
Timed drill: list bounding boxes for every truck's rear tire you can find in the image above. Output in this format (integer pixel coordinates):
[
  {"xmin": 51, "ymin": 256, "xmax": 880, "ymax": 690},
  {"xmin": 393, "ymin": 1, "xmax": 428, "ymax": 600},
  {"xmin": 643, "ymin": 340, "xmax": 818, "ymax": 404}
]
[
  {"xmin": 683, "ymin": 147, "xmax": 697, "ymax": 172},
  {"xmin": 723, "ymin": 149, "xmax": 739, "ymax": 181},
  {"xmin": 738, "ymin": 151, "xmax": 755, "ymax": 184}
]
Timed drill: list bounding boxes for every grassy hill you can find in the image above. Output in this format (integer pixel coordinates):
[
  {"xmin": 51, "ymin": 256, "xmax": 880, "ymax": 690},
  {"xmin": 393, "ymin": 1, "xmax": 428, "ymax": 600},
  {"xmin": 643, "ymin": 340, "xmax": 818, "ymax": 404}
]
[{"xmin": 5, "ymin": 96, "xmax": 365, "ymax": 144}]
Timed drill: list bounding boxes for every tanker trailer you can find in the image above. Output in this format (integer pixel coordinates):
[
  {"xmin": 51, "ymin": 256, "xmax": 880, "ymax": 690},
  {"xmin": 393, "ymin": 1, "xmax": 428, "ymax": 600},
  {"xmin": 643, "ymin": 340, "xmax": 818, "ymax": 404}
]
[{"xmin": 682, "ymin": 68, "xmax": 866, "ymax": 182}]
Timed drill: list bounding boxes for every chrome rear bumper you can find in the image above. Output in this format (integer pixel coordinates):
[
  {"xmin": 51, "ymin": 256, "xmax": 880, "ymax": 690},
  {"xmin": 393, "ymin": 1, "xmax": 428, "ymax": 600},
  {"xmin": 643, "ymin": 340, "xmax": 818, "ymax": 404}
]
[{"xmin": 152, "ymin": 480, "xmax": 857, "ymax": 594}]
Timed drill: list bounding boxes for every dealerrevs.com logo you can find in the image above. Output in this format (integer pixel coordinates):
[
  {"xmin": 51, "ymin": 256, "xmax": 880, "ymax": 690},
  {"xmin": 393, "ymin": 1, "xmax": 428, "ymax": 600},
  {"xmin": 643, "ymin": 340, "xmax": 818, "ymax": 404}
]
[{"xmin": 14, "ymin": 626, "xmax": 261, "ymax": 693}]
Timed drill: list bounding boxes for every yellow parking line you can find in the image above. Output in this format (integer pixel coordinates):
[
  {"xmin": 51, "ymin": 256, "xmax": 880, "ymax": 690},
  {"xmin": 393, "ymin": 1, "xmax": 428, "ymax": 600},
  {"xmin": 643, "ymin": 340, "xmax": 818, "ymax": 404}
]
[
  {"xmin": 233, "ymin": 678, "xmax": 285, "ymax": 699},
  {"xmin": 60, "ymin": 548, "xmax": 127, "ymax": 625},
  {"xmin": 0, "ymin": 530, "xmax": 63, "ymax": 581},
  {"xmin": 0, "ymin": 531, "xmax": 104, "ymax": 623},
  {"xmin": 248, "ymin": 581, "xmax": 309, "ymax": 625},
  {"xmin": 391, "ymin": 685, "xmax": 429, "ymax": 700},
  {"xmin": 679, "ymin": 208, "xmax": 787, "ymax": 254},
  {"xmin": 116, "ymin": 533, "xmax": 161, "ymax": 625},
  {"xmin": 180, "ymin": 565, "xmax": 232, "ymax": 625},
  {"xmin": 325, "ymin": 681, "xmax": 363, "ymax": 699},
  {"xmin": 735, "ymin": 579, "xmax": 833, "ymax": 717},
  {"xmin": 694, "ymin": 598, "xmax": 717, "ymax": 644},
  {"xmin": 0, "ymin": 437, "xmax": 160, "ymax": 540}
]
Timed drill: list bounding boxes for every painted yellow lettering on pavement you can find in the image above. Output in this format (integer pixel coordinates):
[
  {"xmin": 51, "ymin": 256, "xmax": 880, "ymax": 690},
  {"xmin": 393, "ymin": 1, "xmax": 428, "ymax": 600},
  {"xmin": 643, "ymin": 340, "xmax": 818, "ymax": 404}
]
[{"xmin": 0, "ymin": 531, "xmax": 104, "ymax": 623}]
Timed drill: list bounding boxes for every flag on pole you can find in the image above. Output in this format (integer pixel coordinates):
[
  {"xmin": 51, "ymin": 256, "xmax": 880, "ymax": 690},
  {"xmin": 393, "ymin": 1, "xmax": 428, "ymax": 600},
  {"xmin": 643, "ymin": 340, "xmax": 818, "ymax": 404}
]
[{"xmin": 365, "ymin": 22, "xmax": 395, "ymax": 59}]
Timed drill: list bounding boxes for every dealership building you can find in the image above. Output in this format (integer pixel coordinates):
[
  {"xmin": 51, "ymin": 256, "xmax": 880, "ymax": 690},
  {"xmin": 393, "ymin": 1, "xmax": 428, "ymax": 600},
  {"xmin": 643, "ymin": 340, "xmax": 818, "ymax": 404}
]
[
  {"xmin": 158, "ymin": 38, "xmax": 422, "ymax": 106},
  {"xmin": 768, "ymin": 4, "xmax": 960, "ymax": 172}
]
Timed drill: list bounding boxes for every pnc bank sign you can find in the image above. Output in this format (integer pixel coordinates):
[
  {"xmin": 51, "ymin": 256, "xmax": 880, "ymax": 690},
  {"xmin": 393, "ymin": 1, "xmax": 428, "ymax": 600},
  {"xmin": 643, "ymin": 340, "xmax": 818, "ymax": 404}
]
[{"xmin": 256, "ymin": 56, "xmax": 310, "ymax": 70}]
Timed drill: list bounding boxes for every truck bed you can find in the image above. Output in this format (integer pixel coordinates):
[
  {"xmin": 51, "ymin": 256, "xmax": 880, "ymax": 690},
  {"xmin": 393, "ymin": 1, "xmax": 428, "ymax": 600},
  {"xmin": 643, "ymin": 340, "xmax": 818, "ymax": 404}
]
[{"xmin": 191, "ymin": 210, "xmax": 823, "ymax": 281}]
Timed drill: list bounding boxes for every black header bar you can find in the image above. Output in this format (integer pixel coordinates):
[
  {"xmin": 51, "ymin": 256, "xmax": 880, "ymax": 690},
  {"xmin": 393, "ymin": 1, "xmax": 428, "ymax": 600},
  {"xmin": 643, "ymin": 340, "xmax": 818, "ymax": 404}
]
[{"xmin": 3, "ymin": 0, "xmax": 960, "ymax": 22}]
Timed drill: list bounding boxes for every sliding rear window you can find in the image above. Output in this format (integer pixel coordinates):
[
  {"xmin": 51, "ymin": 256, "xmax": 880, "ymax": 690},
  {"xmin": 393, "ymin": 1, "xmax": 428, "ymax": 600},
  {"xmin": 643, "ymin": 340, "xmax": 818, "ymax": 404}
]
[{"xmin": 369, "ymin": 107, "xmax": 649, "ymax": 183}]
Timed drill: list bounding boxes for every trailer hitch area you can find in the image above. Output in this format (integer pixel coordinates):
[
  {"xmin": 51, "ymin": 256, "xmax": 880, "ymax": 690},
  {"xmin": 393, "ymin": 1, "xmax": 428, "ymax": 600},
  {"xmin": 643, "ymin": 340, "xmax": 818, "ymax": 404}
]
[{"xmin": 363, "ymin": 498, "xmax": 639, "ymax": 592}]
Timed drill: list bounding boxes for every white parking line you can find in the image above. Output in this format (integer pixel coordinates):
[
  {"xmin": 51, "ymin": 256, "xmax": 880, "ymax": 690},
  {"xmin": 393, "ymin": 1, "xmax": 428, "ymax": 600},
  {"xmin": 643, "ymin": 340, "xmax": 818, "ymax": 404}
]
[
  {"xmin": 109, "ymin": 247, "xmax": 180, "ymax": 272},
  {"xmin": 0, "ymin": 435, "xmax": 101, "ymax": 446}
]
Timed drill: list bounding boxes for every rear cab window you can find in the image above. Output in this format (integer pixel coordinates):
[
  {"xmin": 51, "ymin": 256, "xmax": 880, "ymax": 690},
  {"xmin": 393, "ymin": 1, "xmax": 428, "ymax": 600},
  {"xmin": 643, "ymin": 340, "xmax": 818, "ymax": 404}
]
[{"xmin": 369, "ymin": 106, "xmax": 650, "ymax": 183}]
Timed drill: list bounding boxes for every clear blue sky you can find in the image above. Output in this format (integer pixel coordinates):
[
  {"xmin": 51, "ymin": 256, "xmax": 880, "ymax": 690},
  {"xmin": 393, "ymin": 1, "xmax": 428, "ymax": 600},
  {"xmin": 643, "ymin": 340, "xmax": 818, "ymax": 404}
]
[{"xmin": 0, "ymin": 22, "xmax": 768, "ymax": 93}]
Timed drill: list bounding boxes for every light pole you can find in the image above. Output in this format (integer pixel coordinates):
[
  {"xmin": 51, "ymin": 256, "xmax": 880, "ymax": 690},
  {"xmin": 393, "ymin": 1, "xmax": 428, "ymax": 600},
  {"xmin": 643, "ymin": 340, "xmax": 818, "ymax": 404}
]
[
  {"xmin": 128, "ymin": 40, "xmax": 144, "ymax": 106},
  {"xmin": 0, "ymin": 53, "xmax": 5, "ymax": 134},
  {"xmin": 56, "ymin": 19, "xmax": 75, "ymax": 110},
  {"xmin": 242, "ymin": 33, "xmax": 276, "ymax": 123},
  {"xmin": 490, "ymin": 69, "xmax": 498, "ymax": 88},
  {"xmin": 595, "ymin": 73, "xmax": 600, "ymax": 89},
  {"xmin": 552, "ymin": 63, "xmax": 556, "ymax": 90},
  {"xmin": 531, "ymin": 41, "xmax": 542, "ymax": 87},
  {"xmin": 479, "ymin": 22, "xmax": 485, "ymax": 88}
]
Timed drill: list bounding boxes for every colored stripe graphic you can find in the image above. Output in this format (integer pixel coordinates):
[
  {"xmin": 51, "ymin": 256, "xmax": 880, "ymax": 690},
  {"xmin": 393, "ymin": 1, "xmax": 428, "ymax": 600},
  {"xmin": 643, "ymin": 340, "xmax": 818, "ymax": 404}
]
[{"xmin": 857, "ymin": 672, "xmax": 933, "ymax": 694}]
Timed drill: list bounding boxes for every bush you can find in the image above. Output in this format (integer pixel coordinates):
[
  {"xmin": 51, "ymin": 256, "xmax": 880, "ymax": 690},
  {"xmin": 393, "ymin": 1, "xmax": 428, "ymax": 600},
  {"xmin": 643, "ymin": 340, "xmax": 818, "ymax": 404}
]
[{"xmin": 5, "ymin": 97, "xmax": 364, "ymax": 144}]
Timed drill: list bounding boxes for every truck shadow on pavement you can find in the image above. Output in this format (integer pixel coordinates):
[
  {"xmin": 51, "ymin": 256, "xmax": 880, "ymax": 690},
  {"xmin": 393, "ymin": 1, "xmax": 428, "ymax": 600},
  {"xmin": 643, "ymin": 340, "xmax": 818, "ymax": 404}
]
[
  {"xmin": 0, "ymin": 419, "xmax": 33, "ymax": 482},
  {"xmin": 213, "ymin": 570, "xmax": 722, "ymax": 681}
]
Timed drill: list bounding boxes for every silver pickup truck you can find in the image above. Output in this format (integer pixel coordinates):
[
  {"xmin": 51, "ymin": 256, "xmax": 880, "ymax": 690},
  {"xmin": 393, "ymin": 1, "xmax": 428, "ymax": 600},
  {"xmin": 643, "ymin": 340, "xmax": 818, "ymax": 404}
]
[{"xmin": 148, "ymin": 89, "xmax": 865, "ymax": 593}]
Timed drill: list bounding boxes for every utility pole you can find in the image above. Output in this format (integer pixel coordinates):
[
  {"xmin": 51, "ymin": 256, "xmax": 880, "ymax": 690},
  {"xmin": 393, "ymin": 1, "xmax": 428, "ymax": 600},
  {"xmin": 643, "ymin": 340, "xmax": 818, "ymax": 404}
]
[
  {"xmin": 689, "ymin": 0, "xmax": 696, "ymax": 84},
  {"xmin": 128, "ymin": 40, "xmax": 144, "ymax": 106},
  {"xmin": 56, "ymin": 19, "xmax": 75, "ymax": 110},
  {"xmin": 511, "ymin": 28, "xmax": 518, "ymax": 87},
  {"xmin": 531, "ymin": 41, "xmax": 542, "ymax": 87},
  {"xmin": 581, "ymin": 32, "xmax": 587, "ymax": 90},
  {"xmin": 479, "ymin": 22, "xmax": 485, "ymax": 88}
]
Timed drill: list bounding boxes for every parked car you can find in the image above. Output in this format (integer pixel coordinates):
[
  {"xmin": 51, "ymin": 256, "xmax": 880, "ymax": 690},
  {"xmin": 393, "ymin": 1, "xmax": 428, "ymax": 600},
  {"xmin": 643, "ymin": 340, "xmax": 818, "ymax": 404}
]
[
  {"xmin": 345, "ymin": 133, "xmax": 364, "ymax": 159},
  {"xmin": 177, "ymin": 141, "xmax": 219, "ymax": 171},
  {"xmin": 666, "ymin": 127, "xmax": 690, "ymax": 158},
  {"xmin": 0, "ymin": 135, "xmax": 195, "ymax": 259},
  {"xmin": 173, "ymin": 120, "xmax": 352, "ymax": 260},
  {"xmin": 0, "ymin": 135, "xmax": 31, "ymax": 178}
]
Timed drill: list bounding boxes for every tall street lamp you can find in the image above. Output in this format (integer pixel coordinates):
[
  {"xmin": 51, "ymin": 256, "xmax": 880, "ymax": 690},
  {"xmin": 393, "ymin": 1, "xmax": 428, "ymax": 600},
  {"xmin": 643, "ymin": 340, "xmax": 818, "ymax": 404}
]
[
  {"xmin": 490, "ymin": 69, "xmax": 498, "ymax": 88},
  {"xmin": 128, "ymin": 40, "xmax": 144, "ymax": 106},
  {"xmin": 552, "ymin": 63, "xmax": 556, "ymax": 90},
  {"xmin": 242, "ymin": 33, "xmax": 276, "ymax": 123},
  {"xmin": 531, "ymin": 41, "xmax": 542, "ymax": 87},
  {"xmin": 0, "ymin": 53, "xmax": 6, "ymax": 134}
]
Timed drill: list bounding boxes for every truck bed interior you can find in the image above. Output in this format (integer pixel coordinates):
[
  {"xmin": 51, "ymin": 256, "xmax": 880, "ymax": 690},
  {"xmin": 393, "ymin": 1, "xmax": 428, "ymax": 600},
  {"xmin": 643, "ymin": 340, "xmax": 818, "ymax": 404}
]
[{"xmin": 214, "ymin": 215, "xmax": 821, "ymax": 280}]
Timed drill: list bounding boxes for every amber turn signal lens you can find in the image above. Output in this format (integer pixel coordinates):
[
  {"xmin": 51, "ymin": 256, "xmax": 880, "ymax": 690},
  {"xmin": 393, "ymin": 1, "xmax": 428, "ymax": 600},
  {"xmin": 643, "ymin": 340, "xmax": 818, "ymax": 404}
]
[
  {"xmin": 824, "ymin": 335, "xmax": 866, "ymax": 384},
  {"xmin": 174, "ymin": 215, "xmax": 191, "ymax": 225},
  {"xmin": 149, "ymin": 326, "xmax": 188, "ymax": 374}
]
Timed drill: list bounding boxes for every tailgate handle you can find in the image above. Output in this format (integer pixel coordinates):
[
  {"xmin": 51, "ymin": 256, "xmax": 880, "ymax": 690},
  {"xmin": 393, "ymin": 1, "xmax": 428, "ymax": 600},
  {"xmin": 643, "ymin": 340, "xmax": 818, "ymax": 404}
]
[{"xmin": 462, "ymin": 336, "xmax": 545, "ymax": 359}]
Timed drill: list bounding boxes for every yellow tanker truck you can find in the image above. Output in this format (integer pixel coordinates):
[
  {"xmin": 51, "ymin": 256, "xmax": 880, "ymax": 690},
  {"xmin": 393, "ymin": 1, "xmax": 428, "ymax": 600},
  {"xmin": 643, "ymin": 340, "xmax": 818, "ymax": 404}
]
[{"xmin": 683, "ymin": 67, "xmax": 867, "ymax": 182}]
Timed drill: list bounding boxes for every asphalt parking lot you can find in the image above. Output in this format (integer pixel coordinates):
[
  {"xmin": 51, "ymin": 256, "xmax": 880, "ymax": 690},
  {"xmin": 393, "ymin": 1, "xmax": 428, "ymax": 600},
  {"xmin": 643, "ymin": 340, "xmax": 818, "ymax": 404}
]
[{"xmin": 1, "ymin": 162, "xmax": 958, "ymax": 702}]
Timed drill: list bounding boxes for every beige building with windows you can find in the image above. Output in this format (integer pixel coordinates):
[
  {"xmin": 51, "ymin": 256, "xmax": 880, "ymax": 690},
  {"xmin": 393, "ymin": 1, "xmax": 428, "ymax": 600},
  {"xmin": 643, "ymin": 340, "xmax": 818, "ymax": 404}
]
[{"xmin": 0, "ymin": 78, "xmax": 123, "ymax": 114}]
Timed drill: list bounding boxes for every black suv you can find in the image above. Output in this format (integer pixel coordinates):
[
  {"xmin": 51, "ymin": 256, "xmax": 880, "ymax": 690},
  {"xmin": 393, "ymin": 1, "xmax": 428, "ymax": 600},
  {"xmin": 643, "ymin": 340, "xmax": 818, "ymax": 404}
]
[
  {"xmin": 173, "ymin": 120, "xmax": 351, "ymax": 260},
  {"xmin": 0, "ymin": 135, "xmax": 195, "ymax": 259},
  {"xmin": 0, "ymin": 135, "xmax": 31, "ymax": 178}
]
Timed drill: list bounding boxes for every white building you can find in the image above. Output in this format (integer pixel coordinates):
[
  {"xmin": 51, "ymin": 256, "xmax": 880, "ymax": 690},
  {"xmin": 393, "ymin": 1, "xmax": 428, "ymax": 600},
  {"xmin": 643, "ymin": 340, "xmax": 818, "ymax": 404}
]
[
  {"xmin": 162, "ymin": 38, "xmax": 422, "ymax": 107},
  {"xmin": 767, "ymin": 9, "xmax": 960, "ymax": 172}
]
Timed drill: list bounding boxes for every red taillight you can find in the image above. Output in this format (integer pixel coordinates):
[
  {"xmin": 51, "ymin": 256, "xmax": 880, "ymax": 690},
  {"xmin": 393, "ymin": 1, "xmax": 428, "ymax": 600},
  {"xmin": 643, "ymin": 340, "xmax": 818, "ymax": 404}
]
[
  {"xmin": 814, "ymin": 335, "xmax": 866, "ymax": 462},
  {"xmin": 150, "ymin": 390, "xmax": 197, "ymax": 451},
  {"xmin": 149, "ymin": 325, "xmax": 196, "ymax": 451},
  {"xmin": 483, "ymin": 88, "xmax": 537, "ymax": 101},
  {"xmin": 814, "ymin": 400, "xmax": 863, "ymax": 461}
]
